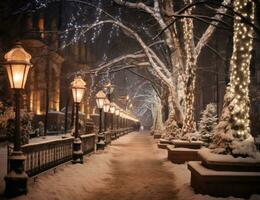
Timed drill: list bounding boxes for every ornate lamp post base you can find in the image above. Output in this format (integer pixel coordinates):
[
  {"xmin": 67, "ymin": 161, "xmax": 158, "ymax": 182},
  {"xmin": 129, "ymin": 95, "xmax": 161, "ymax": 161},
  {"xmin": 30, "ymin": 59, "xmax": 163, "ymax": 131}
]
[
  {"xmin": 72, "ymin": 138, "xmax": 83, "ymax": 164},
  {"xmin": 4, "ymin": 151, "xmax": 28, "ymax": 197}
]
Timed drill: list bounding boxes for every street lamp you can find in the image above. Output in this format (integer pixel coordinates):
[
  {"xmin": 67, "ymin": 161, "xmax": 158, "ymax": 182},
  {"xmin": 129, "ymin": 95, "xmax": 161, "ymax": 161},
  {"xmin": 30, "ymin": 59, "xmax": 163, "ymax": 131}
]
[
  {"xmin": 125, "ymin": 95, "xmax": 131, "ymax": 110},
  {"xmin": 3, "ymin": 43, "xmax": 32, "ymax": 197},
  {"xmin": 95, "ymin": 90, "xmax": 106, "ymax": 150},
  {"xmin": 109, "ymin": 103, "xmax": 116, "ymax": 135},
  {"xmin": 103, "ymin": 99, "xmax": 110, "ymax": 131},
  {"xmin": 104, "ymin": 82, "xmax": 114, "ymax": 101},
  {"xmin": 71, "ymin": 76, "xmax": 86, "ymax": 164},
  {"xmin": 95, "ymin": 90, "xmax": 106, "ymax": 133},
  {"xmin": 119, "ymin": 109, "xmax": 124, "ymax": 129},
  {"xmin": 115, "ymin": 107, "xmax": 120, "ymax": 137}
]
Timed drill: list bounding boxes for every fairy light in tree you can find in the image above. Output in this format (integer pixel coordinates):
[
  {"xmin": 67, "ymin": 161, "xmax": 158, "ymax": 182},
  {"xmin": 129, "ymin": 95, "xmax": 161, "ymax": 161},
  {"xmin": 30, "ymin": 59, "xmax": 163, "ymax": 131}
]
[
  {"xmin": 227, "ymin": 0, "xmax": 254, "ymax": 137},
  {"xmin": 182, "ymin": 1, "xmax": 197, "ymax": 135}
]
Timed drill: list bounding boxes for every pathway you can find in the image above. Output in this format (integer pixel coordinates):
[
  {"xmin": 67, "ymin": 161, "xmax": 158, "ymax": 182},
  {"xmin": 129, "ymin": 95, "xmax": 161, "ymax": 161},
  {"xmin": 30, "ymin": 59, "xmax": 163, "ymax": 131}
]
[
  {"xmin": 10, "ymin": 132, "xmax": 179, "ymax": 200},
  {"xmin": 86, "ymin": 131, "xmax": 178, "ymax": 200}
]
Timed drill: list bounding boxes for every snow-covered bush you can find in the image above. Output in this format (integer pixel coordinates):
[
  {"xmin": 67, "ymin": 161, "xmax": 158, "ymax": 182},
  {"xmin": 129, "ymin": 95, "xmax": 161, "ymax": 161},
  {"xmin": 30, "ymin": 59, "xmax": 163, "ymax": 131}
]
[
  {"xmin": 0, "ymin": 101, "xmax": 34, "ymax": 145},
  {"xmin": 161, "ymin": 111, "xmax": 181, "ymax": 140},
  {"xmin": 199, "ymin": 103, "xmax": 218, "ymax": 146},
  {"xmin": 0, "ymin": 101, "xmax": 14, "ymax": 137},
  {"xmin": 210, "ymin": 89, "xmax": 258, "ymax": 158},
  {"xmin": 181, "ymin": 131, "xmax": 200, "ymax": 141}
]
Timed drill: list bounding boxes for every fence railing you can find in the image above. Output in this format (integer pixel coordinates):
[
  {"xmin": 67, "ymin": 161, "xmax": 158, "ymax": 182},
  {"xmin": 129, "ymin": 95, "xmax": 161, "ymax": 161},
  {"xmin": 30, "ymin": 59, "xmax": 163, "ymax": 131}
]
[
  {"xmin": 8, "ymin": 133, "xmax": 96, "ymax": 177},
  {"xmin": 7, "ymin": 128, "xmax": 133, "ymax": 177},
  {"xmin": 22, "ymin": 137, "xmax": 74, "ymax": 176}
]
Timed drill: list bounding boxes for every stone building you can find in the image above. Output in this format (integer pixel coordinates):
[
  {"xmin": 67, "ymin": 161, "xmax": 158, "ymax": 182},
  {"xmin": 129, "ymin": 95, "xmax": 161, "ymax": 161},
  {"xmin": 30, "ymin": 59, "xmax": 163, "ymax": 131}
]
[{"xmin": 0, "ymin": 6, "xmax": 97, "ymax": 134}]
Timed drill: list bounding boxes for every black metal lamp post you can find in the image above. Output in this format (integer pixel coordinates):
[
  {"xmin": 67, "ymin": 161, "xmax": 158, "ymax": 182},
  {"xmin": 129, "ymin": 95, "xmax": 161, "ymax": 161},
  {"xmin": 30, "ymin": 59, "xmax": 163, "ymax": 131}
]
[
  {"xmin": 95, "ymin": 90, "xmax": 106, "ymax": 149},
  {"xmin": 109, "ymin": 103, "xmax": 116, "ymax": 130},
  {"xmin": 122, "ymin": 111, "xmax": 126, "ymax": 129},
  {"xmin": 95, "ymin": 90, "xmax": 106, "ymax": 133},
  {"xmin": 104, "ymin": 82, "xmax": 114, "ymax": 101},
  {"xmin": 71, "ymin": 76, "xmax": 86, "ymax": 164},
  {"xmin": 103, "ymin": 99, "xmax": 110, "ymax": 132},
  {"xmin": 109, "ymin": 103, "xmax": 116, "ymax": 138},
  {"xmin": 119, "ymin": 109, "xmax": 123, "ymax": 130},
  {"xmin": 3, "ymin": 43, "xmax": 32, "ymax": 197},
  {"xmin": 115, "ymin": 107, "xmax": 120, "ymax": 138}
]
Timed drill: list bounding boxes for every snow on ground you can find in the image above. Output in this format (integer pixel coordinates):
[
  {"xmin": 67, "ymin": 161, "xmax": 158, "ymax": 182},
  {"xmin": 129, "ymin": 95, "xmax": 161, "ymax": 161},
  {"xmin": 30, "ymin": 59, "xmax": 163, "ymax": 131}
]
[
  {"xmin": 0, "ymin": 133, "xmax": 73, "ymax": 195},
  {"xmin": 199, "ymin": 148, "xmax": 260, "ymax": 163},
  {"xmin": 0, "ymin": 132, "xmax": 259, "ymax": 200},
  {"xmin": 154, "ymin": 143, "xmax": 260, "ymax": 200},
  {"xmin": 13, "ymin": 131, "xmax": 179, "ymax": 200},
  {"xmin": 13, "ymin": 146, "xmax": 114, "ymax": 200}
]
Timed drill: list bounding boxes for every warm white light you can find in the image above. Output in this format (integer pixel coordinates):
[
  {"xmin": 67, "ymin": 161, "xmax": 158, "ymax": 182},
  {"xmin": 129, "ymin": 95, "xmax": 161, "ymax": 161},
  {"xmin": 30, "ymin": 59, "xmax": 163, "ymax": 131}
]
[
  {"xmin": 71, "ymin": 76, "xmax": 86, "ymax": 103},
  {"xmin": 115, "ymin": 107, "xmax": 120, "ymax": 116},
  {"xmin": 119, "ymin": 110, "xmax": 124, "ymax": 117},
  {"xmin": 103, "ymin": 99, "xmax": 110, "ymax": 113},
  {"xmin": 4, "ymin": 43, "xmax": 32, "ymax": 89},
  {"xmin": 110, "ymin": 103, "xmax": 116, "ymax": 114},
  {"xmin": 104, "ymin": 82, "xmax": 114, "ymax": 94},
  {"xmin": 95, "ymin": 90, "xmax": 106, "ymax": 109}
]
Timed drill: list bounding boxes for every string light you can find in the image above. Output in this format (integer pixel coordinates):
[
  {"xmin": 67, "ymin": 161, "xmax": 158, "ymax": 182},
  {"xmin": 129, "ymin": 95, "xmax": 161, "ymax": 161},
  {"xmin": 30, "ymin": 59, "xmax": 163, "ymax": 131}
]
[
  {"xmin": 182, "ymin": 1, "xmax": 197, "ymax": 135},
  {"xmin": 224, "ymin": 0, "xmax": 254, "ymax": 137}
]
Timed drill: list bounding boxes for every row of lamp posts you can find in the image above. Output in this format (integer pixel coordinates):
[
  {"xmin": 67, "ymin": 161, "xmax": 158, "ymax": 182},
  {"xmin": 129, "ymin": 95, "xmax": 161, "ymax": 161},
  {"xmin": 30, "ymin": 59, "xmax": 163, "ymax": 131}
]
[
  {"xmin": 1, "ymin": 43, "xmax": 88, "ymax": 196},
  {"xmin": 95, "ymin": 90, "xmax": 139, "ymax": 149},
  {"xmin": 1, "ymin": 43, "xmax": 139, "ymax": 197}
]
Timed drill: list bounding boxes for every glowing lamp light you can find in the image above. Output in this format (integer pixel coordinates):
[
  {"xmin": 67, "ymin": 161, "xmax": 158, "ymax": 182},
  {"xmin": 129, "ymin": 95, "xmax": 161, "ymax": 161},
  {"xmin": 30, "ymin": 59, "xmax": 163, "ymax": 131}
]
[
  {"xmin": 71, "ymin": 76, "xmax": 86, "ymax": 103},
  {"xmin": 4, "ymin": 43, "xmax": 32, "ymax": 89},
  {"xmin": 115, "ymin": 107, "xmax": 120, "ymax": 116},
  {"xmin": 110, "ymin": 103, "xmax": 116, "ymax": 114},
  {"xmin": 95, "ymin": 90, "xmax": 106, "ymax": 109},
  {"xmin": 103, "ymin": 99, "xmax": 110, "ymax": 113},
  {"xmin": 119, "ymin": 110, "xmax": 124, "ymax": 117},
  {"xmin": 104, "ymin": 82, "xmax": 115, "ymax": 94}
]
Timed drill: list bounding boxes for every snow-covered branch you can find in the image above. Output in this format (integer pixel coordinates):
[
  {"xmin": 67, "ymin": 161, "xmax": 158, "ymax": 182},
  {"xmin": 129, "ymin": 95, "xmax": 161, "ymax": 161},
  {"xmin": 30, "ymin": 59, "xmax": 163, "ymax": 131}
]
[
  {"xmin": 195, "ymin": 0, "xmax": 231, "ymax": 59},
  {"xmin": 113, "ymin": 0, "xmax": 154, "ymax": 14},
  {"xmin": 92, "ymin": 53, "xmax": 146, "ymax": 74}
]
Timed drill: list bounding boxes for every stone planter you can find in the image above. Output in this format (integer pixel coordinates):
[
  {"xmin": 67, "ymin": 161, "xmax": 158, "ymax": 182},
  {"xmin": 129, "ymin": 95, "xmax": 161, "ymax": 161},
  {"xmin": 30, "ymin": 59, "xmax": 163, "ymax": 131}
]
[
  {"xmin": 166, "ymin": 140, "xmax": 203, "ymax": 163},
  {"xmin": 188, "ymin": 149, "xmax": 260, "ymax": 198},
  {"xmin": 171, "ymin": 140, "xmax": 203, "ymax": 149},
  {"xmin": 167, "ymin": 145, "xmax": 201, "ymax": 164},
  {"xmin": 154, "ymin": 134, "xmax": 161, "ymax": 139},
  {"xmin": 157, "ymin": 139, "xmax": 172, "ymax": 149}
]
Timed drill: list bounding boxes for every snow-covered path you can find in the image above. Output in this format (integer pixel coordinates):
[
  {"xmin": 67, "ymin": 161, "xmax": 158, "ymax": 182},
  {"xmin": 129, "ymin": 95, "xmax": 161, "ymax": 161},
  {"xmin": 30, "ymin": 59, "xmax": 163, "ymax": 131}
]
[
  {"xmin": 85, "ymin": 131, "xmax": 178, "ymax": 200},
  {"xmin": 10, "ymin": 132, "xmax": 178, "ymax": 200},
  {"xmin": 2, "ymin": 132, "xmax": 259, "ymax": 200}
]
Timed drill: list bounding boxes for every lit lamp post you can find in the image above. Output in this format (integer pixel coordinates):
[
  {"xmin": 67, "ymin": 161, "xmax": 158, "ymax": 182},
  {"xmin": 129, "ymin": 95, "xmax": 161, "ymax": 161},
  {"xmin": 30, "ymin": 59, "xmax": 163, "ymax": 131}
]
[
  {"xmin": 115, "ymin": 107, "xmax": 120, "ymax": 138},
  {"xmin": 71, "ymin": 76, "xmax": 86, "ymax": 164},
  {"xmin": 95, "ymin": 90, "xmax": 106, "ymax": 133},
  {"xmin": 125, "ymin": 95, "xmax": 130, "ymax": 110},
  {"xmin": 3, "ymin": 43, "xmax": 32, "ymax": 197},
  {"xmin": 109, "ymin": 103, "xmax": 116, "ymax": 138},
  {"xmin": 104, "ymin": 82, "xmax": 114, "ymax": 101},
  {"xmin": 119, "ymin": 109, "xmax": 124, "ymax": 130},
  {"xmin": 95, "ymin": 90, "xmax": 106, "ymax": 149},
  {"xmin": 103, "ymin": 99, "xmax": 110, "ymax": 132}
]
